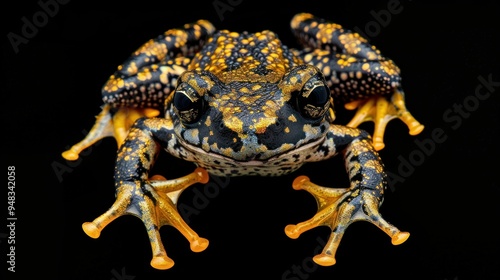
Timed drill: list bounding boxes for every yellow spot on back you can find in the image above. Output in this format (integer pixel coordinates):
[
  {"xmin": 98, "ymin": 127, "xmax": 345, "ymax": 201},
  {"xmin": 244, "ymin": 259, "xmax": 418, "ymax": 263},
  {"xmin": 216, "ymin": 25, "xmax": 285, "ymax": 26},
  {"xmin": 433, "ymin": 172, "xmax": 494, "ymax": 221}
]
[
  {"xmin": 304, "ymin": 53, "xmax": 313, "ymax": 63},
  {"xmin": 127, "ymin": 62, "xmax": 138, "ymax": 75},
  {"xmin": 251, "ymin": 84, "xmax": 262, "ymax": 91},
  {"xmin": 367, "ymin": 51, "xmax": 378, "ymax": 60},
  {"xmin": 322, "ymin": 66, "xmax": 331, "ymax": 77},
  {"xmin": 224, "ymin": 116, "xmax": 243, "ymax": 133},
  {"xmin": 137, "ymin": 69, "xmax": 152, "ymax": 81}
]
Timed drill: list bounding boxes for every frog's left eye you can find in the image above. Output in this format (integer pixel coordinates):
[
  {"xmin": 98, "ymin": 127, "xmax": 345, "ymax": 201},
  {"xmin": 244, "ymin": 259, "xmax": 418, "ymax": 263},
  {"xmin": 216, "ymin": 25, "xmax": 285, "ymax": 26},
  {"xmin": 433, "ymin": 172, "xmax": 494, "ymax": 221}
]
[
  {"xmin": 173, "ymin": 83, "xmax": 206, "ymax": 124},
  {"xmin": 296, "ymin": 77, "xmax": 330, "ymax": 120}
]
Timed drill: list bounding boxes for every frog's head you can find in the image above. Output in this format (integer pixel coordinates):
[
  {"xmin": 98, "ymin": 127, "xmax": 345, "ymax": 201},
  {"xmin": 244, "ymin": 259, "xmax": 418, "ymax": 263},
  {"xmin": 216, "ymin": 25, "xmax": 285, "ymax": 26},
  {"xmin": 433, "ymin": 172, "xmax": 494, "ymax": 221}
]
[{"xmin": 166, "ymin": 30, "xmax": 335, "ymax": 162}]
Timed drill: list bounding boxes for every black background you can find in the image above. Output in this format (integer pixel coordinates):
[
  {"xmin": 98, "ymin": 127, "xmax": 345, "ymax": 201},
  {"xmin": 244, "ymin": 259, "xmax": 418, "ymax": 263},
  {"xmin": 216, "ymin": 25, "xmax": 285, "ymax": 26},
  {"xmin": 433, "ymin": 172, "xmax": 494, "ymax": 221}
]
[{"xmin": 4, "ymin": 1, "xmax": 500, "ymax": 279}]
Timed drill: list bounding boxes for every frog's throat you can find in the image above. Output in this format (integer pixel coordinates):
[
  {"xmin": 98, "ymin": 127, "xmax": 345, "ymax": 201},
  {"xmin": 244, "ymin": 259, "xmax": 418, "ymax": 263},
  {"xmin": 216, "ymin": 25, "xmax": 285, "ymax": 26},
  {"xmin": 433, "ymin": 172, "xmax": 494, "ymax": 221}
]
[{"xmin": 177, "ymin": 136, "xmax": 326, "ymax": 166}]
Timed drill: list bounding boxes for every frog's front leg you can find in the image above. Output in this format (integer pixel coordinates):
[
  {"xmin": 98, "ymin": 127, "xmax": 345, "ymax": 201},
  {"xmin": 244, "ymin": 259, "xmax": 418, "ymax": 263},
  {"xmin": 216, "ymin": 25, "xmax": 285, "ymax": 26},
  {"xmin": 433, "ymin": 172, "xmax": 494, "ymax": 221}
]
[
  {"xmin": 285, "ymin": 126, "xmax": 409, "ymax": 265},
  {"xmin": 81, "ymin": 118, "xmax": 209, "ymax": 269},
  {"xmin": 291, "ymin": 13, "xmax": 424, "ymax": 150}
]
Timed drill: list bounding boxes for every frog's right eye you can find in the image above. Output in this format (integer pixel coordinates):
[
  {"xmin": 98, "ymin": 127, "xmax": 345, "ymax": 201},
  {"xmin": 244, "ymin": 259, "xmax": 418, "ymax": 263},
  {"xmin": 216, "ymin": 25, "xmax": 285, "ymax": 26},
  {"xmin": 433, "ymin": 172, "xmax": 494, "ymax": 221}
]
[
  {"xmin": 173, "ymin": 83, "xmax": 206, "ymax": 125},
  {"xmin": 295, "ymin": 75, "xmax": 330, "ymax": 121}
]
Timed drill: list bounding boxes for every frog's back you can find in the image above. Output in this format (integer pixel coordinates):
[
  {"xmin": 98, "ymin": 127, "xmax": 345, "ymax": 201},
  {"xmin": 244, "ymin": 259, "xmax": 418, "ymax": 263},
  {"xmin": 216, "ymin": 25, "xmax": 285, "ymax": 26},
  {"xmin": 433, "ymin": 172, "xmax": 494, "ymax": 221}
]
[{"xmin": 188, "ymin": 30, "xmax": 303, "ymax": 83}]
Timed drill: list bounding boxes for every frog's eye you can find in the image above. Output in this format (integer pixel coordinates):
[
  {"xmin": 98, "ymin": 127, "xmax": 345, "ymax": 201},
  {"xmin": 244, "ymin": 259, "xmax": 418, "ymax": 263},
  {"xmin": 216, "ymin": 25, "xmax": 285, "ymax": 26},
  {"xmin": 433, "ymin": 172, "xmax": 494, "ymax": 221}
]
[
  {"xmin": 296, "ymin": 77, "xmax": 330, "ymax": 120},
  {"xmin": 173, "ymin": 83, "xmax": 206, "ymax": 124}
]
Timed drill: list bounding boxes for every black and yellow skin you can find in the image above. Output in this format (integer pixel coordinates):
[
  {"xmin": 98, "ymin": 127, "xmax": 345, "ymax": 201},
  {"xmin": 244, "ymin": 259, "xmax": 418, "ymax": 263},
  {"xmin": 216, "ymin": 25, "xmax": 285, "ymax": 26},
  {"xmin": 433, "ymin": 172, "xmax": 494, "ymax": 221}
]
[{"xmin": 64, "ymin": 13, "xmax": 420, "ymax": 270}]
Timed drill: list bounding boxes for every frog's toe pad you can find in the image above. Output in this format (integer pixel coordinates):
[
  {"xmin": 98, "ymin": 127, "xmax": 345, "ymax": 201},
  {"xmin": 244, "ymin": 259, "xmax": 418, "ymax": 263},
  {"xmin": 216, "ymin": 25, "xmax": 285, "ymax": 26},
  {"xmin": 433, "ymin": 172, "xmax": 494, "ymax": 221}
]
[
  {"xmin": 190, "ymin": 237, "xmax": 209, "ymax": 252},
  {"xmin": 82, "ymin": 222, "xmax": 101, "ymax": 239},
  {"xmin": 151, "ymin": 256, "xmax": 175, "ymax": 270},
  {"xmin": 62, "ymin": 149, "xmax": 80, "ymax": 161},
  {"xmin": 284, "ymin": 225, "xmax": 301, "ymax": 239},
  {"xmin": 313, "ymin": 253, "xmax": 336, "ymax": 266},
  {"xmin": 391, "ymin": 231, "xmax": 410, "ymax": 245},
  {"xmin": 408, "ymin": 121, "xmax": 425, "ymax": 136}
]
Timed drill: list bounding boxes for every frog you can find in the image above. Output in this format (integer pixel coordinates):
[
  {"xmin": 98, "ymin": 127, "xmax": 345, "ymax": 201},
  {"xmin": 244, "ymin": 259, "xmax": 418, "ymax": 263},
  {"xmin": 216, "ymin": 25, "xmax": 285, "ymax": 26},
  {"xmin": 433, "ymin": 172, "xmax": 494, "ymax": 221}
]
[{"xmin": 62, "ymin": 13, "xmax": 424, "ymax": 270}]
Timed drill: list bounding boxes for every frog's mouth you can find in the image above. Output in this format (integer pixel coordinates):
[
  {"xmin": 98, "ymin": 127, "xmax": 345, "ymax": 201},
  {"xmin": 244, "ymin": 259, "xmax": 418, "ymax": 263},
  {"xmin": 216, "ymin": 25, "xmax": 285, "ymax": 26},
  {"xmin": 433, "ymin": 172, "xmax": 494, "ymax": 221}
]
[{"xmin": 178, "ymin": 136, "xmax": 326, "ymax": 167}]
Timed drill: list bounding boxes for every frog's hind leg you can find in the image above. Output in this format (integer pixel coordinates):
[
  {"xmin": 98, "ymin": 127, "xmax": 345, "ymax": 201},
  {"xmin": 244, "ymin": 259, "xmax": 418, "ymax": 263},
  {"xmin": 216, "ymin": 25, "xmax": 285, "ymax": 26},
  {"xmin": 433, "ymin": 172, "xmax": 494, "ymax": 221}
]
[
  {"xmin": 345, "ymin": 89, "xmax": 424, "ymax": 150},
  {"xmin": 110, "ymin": 106, "xmax": 160, "ymax": 146},
  {"xmin": 63, "ymin": 20, "xmax": 216, "ymax": 161},
  {"xmin": 290, "ymin": 13, "xmax": 424, "ymax": 151},
  {"xmin": 61, "ymin": 104, "xmax": 159, "ymax": 161},
  {"xmin": 62, "ymin": 104, "xmax": 114, "ymax": 161}
]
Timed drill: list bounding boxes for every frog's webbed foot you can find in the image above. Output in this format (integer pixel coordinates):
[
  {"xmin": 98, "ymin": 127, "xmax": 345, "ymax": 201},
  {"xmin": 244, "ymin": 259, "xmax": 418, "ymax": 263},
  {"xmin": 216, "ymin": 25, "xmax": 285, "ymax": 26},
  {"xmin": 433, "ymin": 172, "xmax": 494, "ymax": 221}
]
[
  {"xmin": 82, "ymin": 167, "xmax": 209, "ymax": 270},
  {"xmin": 61, "ymin": 104, "xmax": 160, "ymax": 160},
  {"xmin": 344, "ymin": 90, "xmax": 424, "ymax": 150},
  {"xmin": 285, "ymin": 176, "xmax": 410, "ymax": 266}
]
